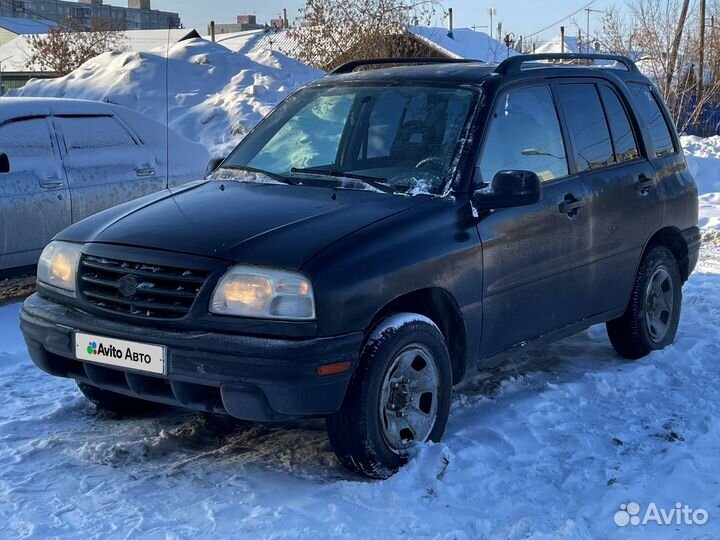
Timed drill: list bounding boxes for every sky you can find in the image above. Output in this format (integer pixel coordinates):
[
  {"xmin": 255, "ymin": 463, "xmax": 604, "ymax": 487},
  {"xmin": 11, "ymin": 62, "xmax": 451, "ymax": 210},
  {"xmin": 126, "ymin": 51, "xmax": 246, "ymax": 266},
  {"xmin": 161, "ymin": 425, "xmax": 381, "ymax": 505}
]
[{"xmin": 104, "ymin": 0, "xmax": 617, "ymax": 44}]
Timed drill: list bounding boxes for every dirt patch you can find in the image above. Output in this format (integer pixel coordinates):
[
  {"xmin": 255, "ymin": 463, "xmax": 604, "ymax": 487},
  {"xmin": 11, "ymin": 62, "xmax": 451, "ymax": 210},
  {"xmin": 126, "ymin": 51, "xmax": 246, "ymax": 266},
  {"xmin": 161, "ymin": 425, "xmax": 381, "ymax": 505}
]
[{"xmin": 0, "ymin": 275, "xmax": 35, "ymax": 306}]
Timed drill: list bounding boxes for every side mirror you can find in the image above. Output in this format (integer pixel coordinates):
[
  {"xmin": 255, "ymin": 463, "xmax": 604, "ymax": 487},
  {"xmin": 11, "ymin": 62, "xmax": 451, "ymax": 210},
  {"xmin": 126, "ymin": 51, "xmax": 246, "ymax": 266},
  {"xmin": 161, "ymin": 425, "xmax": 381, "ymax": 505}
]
[
  {"xmin": 0, "ymin": 153, "xmax": 9, "ymax": 174},
  {"xmin": 206, "ymin": 157, "xmax": 225, "ymax": 177},
  {"xmin": 473, "ymin": 170, "xmax": 542, "ymax": 209}
]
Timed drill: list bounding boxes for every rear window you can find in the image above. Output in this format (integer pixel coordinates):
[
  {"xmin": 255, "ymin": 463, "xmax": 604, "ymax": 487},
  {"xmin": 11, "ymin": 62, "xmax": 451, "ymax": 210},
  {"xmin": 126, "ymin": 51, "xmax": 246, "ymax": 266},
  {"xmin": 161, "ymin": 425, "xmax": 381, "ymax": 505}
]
[
  {"xmin": 628, "ymin": 83, "xmax": 676, "ymax": 157},
  {"xmin": 557, "ymin": 84, "xmax": 614, "ymax": 172},
  {"xmin": 58, "ymin": 116, "xmax": 136, "ymax": 151},
  {"xmin": 598, "ymin": 85, "xmax": 639, "ymax": 162}
]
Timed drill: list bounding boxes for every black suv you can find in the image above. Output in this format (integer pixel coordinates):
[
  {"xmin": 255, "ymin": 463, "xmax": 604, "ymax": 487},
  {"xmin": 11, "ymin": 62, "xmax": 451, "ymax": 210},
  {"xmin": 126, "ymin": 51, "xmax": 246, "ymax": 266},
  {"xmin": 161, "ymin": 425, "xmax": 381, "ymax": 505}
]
[{"xmin": 20, "ymin": 54, "xmax": 700, "ymax": 478}]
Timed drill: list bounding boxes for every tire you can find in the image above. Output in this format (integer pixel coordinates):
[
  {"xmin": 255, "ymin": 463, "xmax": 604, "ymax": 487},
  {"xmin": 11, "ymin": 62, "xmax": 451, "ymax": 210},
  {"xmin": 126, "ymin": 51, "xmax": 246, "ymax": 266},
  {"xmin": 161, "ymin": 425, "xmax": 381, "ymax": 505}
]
[
  {"xmin": 606, "ymin": 245, "xmax": 683, "ymax": 360},
  {"xmin": 77, "ymin": 382, "xmax": 160, "ymax": 416},
  {"xmin": 326, "ymin": 313, "xmax": 453, "ymax": 479}
]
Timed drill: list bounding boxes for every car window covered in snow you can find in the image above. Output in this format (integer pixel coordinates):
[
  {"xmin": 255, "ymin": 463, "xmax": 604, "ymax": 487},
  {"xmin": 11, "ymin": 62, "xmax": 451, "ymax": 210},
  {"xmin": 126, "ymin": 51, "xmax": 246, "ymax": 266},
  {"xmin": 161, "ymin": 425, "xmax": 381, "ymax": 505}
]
[
  {"xmin": 478, "ymin": 85, "xmax": 568, "ymax": 183},
  {"xmin": 58, "ymin": 116, "xmax": 136, "ymax": 151},
  {"xmin": 0, "ymin": 118, "xmax": 53, "ymax": 157},
  {"xmin": 222, "ymin": 84, "xmax": 478, "ymax": 196}
]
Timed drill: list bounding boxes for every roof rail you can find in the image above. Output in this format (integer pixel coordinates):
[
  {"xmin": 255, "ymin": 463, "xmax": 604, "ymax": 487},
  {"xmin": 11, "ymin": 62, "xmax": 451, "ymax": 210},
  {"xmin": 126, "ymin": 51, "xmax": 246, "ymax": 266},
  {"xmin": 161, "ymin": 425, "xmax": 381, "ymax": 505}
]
[
  {"xmin": 329, "ymin": 57, "xmax": 483, "ymax": 75},
  {"xmin": 493, "ymin": 53, "xmax": 638, "ymax": 75}
]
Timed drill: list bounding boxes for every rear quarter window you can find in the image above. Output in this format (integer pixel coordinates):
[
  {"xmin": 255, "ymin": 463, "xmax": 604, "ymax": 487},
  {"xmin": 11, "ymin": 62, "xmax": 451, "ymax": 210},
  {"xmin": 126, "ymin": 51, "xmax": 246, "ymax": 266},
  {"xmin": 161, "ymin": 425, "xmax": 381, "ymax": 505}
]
[{"xmin": 627, "ymin": 83, "xmax": 676, "ymax": 157}]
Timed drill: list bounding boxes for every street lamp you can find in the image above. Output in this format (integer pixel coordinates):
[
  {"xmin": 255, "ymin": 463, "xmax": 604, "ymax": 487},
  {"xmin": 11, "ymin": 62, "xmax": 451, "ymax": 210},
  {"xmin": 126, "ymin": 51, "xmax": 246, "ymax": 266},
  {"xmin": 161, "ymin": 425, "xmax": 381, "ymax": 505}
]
[
  {"xmin": 585, "ymin": 8, "xmax": 604, "ymax": 53},
  {"xmin": 487, "ymin": 8, "xmax": 496, "ymax": 39}
]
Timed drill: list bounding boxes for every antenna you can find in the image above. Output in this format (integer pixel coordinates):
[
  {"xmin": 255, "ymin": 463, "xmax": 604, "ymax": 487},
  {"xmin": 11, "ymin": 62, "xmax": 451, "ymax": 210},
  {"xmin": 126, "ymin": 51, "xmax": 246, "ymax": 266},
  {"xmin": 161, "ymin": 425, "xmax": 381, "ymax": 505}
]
[{"xmin": 165, "ymin": 24, "xmax": 171, "ymax": 189}]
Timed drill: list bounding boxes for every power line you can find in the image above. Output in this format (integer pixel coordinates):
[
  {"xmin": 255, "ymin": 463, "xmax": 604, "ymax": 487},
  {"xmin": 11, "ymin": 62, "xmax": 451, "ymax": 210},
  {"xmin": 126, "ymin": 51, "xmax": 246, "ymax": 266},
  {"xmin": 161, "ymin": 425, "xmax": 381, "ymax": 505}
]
[{"xmin": 524, "ymin": 0, "xmax": 597, "ymax": 39}]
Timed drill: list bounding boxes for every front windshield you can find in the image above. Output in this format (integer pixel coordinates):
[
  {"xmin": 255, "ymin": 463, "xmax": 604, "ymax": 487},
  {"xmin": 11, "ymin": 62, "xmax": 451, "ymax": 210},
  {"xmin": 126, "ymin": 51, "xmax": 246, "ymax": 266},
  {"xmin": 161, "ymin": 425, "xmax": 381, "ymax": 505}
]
[{"xmin": 218, "ymin": 84, "xmax": 478, "ymax": 195}]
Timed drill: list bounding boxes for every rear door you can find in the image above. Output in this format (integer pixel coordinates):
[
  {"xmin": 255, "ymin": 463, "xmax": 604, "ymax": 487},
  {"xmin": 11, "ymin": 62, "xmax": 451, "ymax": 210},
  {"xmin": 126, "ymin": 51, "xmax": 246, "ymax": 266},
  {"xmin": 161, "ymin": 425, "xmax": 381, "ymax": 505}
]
[
  {"xmin": 0, "ymin": 116, "xmax": 71, "ymax": 271},
  {"xmin": 556, "ymin": 81, "xmax": 662, "ymax": 315},
  {"xmin": 475, "ymin": 83, "xmax": 593, "ymax": 357},
  {"xmin": 53, "ymin": 114, "xmax": 162, "ymax": 222}
]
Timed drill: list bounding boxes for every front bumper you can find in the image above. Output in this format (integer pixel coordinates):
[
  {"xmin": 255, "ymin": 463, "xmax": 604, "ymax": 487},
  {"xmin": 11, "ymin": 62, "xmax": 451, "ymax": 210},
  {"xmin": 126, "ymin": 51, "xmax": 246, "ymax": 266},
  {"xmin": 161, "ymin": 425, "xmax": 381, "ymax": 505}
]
[{"xmin": 20, "ymin": 293, "xmax": 363, "ymax": 421}]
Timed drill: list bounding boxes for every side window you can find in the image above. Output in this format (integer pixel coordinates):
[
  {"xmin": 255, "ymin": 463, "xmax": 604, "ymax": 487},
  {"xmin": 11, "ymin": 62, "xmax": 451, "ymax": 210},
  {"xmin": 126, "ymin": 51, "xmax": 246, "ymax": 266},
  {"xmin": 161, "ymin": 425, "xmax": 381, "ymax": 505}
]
[
  {"xmin": 598, "ymin": 85, "xmax": 640, "ymax": 162},
  {"xmin": 0, "ymin": 117, "xmax": 53, "ymax": 158},
  {"xmin": 58, "ymin": 116, "xmax": 136, "ymax": 151},
  {"xmin": 557, "ymin": 84, "xmax": 614, "ymax": 172},
  {"xmin": 478, "ymin": 85, "xmax": 568, "ymax": 183},
  {"xmin": 627, "ymin": 83, "xmax": 676, "ymax": 157}
]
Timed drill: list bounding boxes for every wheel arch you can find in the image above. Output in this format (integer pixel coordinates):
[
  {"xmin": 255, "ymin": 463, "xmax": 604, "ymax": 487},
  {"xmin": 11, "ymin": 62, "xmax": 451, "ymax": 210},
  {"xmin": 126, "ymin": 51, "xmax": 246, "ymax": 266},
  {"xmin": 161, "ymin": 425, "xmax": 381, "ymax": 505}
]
[
  {"xmin": 366, "ymin": 287, "xmax": 468, "ymax": 384},
  {"xmin": 643, "ymin": 226, "xmax": 690, "ymax": 281}
]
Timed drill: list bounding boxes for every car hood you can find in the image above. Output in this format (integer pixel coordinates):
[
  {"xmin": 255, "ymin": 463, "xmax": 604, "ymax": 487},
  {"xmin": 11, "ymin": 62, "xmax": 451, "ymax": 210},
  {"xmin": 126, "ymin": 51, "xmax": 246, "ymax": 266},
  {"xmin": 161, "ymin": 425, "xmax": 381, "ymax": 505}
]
[{"xmin": 58, "ymin": 179, "xmax": 430, "ymax": 268}]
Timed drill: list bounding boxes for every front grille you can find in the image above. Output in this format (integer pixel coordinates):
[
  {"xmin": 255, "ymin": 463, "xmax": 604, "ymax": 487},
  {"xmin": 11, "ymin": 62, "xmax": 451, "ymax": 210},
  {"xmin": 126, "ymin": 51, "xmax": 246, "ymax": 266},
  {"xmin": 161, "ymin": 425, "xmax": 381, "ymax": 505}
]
[{"xmin": 78, "ymin": 255, "xmax": 210, "ymax": 319}]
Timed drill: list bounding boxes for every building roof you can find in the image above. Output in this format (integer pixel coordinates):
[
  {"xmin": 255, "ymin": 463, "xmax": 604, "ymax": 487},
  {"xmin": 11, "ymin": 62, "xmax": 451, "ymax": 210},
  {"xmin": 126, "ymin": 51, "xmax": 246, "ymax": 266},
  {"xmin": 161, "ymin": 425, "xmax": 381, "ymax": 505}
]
[
  {"xmin": 208, "ymin": 26, "xmax": 519, "ymax": 64},
  {"xmin": 0, "ymin": 16, "xmax": 55, "ymax": 35},
  {"xmin": 534, "ymin": 35, "xmax": 581, "ymax": 54},
  {"xmin": 407, "ymin": 26, "xmax": 518, "ymax": 62},
  {"xmin": 206, "ymin": 28, "xmax": 305, "ymax": 57},
  {"xmin": 0, "ymin": 28, "xmax": 200, "ymax": 73}
]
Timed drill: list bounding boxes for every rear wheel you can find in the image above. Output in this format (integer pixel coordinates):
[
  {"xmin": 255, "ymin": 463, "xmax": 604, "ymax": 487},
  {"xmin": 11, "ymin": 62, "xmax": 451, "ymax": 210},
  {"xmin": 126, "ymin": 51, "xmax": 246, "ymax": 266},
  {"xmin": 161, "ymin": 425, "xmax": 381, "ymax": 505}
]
[
  {"xmin": 77, "ymin": 382, "xmax": 160, "ymax": 416},
  {"xmin": 326, "ymin": 313, "xmax": 452, "ymax": 479},
  {"xmin": 606, "ymin": 245, "xmax": 682, "ymax": 359}
]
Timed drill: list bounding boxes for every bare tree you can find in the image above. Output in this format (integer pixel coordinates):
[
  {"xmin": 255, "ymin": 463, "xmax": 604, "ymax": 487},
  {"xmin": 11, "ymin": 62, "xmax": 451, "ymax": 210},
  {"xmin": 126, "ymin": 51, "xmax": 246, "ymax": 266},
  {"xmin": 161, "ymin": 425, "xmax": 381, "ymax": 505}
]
[
  {"xmin": 289, "ymin": 0, "xmax": 440, "ymax": 71},
  {"xmin": 601, "ymin": 0, "xmax": 720, "ymax": 134},
  {"xmin": 26, "ymin": 18, "xmax": 127, "ymax": 76}
]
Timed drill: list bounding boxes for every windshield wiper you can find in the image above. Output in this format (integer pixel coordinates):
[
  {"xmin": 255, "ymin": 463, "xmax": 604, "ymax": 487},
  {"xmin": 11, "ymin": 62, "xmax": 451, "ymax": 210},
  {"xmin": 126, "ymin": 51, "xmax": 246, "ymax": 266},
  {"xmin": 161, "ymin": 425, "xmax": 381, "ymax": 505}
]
[
  {"xmin": 219, "ymin": 165, "xmax": 298, "ymax": 185},
  {"xmin": 290, "ymin": 167, "xmax": 395, "ymax": 194}
]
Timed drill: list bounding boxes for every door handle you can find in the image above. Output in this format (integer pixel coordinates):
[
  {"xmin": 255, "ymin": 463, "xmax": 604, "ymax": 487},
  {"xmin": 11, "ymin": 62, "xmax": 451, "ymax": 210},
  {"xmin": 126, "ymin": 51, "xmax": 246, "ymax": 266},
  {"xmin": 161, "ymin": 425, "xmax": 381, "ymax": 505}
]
[
  {"xmin": 136, "ymin": 168, "xmax": 156, "ymax": 178},
  {"xmin": 39, "ymin": 175, "xmax": 64, "ymax": 190},
  {"xmin": 559, "ymin": 194, "xmax": 585, "ymax": 218},
  {"xmin": 635, "ymin": 174, "xmax": 656, "ymax": 195}
]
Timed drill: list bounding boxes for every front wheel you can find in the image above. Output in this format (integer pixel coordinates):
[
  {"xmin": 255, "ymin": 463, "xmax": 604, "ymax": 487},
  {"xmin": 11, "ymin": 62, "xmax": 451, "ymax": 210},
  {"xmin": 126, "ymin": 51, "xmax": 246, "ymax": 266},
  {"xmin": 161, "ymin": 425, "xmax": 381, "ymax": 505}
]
[
  {"xmin": 326, "ymin": 313, "xmax": 452, "ymax": 479},
  {"xmin": 606, "ymin": 245, "xmax": 683, "ymax": 359}
]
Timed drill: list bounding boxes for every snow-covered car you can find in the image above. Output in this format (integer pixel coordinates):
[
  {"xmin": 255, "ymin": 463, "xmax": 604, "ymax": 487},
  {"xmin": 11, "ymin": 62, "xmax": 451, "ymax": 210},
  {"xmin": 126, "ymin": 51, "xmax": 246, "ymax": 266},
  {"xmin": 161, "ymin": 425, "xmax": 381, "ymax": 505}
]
[
  {"xmin": 0, "ymin": 98, "xmax": 209, "ymax": 272},
  {"xmin": 20, "ymin": 54, "xmax": 700, "ymax": 479}
]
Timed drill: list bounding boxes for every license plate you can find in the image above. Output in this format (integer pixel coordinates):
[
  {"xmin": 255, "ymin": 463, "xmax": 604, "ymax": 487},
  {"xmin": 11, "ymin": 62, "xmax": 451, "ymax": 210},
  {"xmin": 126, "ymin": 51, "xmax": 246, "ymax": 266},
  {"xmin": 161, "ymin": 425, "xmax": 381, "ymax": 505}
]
[{"xmin": 75, "ymin": 332, "xmax": 166, "ymax": 375}]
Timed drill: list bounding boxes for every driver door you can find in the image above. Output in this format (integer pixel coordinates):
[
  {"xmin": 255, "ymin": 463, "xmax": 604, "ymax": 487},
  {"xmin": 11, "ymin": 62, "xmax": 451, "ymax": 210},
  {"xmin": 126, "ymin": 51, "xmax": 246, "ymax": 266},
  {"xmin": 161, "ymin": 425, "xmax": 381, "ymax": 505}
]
[{"xmin": 475, "ymin": 83, "xmax": 592, "ymax": 357}]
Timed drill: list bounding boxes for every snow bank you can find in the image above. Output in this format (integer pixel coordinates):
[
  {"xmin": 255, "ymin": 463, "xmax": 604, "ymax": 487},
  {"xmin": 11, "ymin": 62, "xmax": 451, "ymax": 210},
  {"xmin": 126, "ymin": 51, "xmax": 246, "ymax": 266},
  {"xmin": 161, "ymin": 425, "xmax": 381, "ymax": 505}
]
[
  {"xmin": 682, "ymin": 135, "xmax": 720, "ymax": 232},
  {"xmin": 14, "ymin": 38, "xmax": 323, "ymax": 159}
]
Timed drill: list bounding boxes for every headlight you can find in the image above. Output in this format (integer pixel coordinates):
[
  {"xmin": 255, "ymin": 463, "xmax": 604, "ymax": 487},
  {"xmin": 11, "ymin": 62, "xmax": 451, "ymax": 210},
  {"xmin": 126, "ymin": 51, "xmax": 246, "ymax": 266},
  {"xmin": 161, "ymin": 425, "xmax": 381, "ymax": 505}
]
[
  {"xmin": 210, "ymin": 265, "xmax": 315, "ymax": 320},
  {"xmin": 37, "ymin": 241, "xmax": 83, "ymax": 295}
]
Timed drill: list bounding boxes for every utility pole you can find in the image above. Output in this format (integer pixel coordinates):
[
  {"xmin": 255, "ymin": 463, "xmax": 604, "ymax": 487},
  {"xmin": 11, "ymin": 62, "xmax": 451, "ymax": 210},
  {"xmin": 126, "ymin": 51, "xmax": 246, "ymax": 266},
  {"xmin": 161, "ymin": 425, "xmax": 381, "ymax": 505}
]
[
  {"xmin": 560, "ymin": 25, "xmax": 565, "ymax": 53},
  {"xmin": 585, "ymin": 8, "xmax": 603, "ymax": 53},
  {"xmin": 578, "ymin": 29, "xmax": 582, "ymax": 56}
]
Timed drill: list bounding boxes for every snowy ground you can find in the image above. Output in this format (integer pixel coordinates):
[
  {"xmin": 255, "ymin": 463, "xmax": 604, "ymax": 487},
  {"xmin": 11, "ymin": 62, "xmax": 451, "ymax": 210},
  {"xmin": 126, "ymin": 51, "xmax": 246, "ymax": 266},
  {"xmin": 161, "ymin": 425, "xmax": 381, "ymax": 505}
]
[
  {"xmin": 1, "ymin": 244, "xmax": 719, "ymax": 540},
  {"xmin": 1, "ymin": 133, "xmax": 719, "ymax": 538}
]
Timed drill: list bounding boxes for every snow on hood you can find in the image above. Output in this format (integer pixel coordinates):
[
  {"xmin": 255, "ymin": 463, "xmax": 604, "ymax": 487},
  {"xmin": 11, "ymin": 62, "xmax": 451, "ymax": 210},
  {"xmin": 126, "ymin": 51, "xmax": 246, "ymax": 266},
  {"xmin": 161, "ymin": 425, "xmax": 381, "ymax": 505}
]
[{"xmin": 14, "ymin": 38, "xmax": 323, "ymax": 159}]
